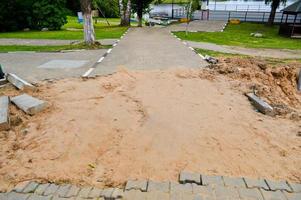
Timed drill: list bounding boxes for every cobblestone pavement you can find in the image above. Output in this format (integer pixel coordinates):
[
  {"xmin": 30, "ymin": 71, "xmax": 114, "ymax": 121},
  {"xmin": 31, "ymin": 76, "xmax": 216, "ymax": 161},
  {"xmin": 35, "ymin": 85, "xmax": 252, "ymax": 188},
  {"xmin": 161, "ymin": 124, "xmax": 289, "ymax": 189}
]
[
  {"xmin": 0, "ymin": 39, "xmax": 118, "ymax": 46},
  {"xmin": 1, "ymin": 172, "xmax": 300, "ymax": 200}
]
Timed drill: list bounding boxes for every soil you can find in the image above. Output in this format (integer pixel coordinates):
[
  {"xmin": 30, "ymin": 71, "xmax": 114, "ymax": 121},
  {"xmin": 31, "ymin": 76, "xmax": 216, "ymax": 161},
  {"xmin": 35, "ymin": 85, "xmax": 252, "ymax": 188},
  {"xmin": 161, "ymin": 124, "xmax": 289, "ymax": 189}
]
[{"xmin": 0, "ymin": 58, "xmax": 300, "ymax": 191}]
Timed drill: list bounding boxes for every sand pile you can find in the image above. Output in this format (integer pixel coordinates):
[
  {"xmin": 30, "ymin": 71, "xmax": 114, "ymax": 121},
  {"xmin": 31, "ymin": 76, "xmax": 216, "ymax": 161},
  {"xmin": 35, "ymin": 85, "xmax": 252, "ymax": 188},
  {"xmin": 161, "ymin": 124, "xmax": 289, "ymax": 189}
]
[
  {"xmin": 208, "ymin": 57, "xmax": 301, "ymax": 120},
  {"xmin": 0, "ymin": 68, "xmax": 300, "ymax": 191}
]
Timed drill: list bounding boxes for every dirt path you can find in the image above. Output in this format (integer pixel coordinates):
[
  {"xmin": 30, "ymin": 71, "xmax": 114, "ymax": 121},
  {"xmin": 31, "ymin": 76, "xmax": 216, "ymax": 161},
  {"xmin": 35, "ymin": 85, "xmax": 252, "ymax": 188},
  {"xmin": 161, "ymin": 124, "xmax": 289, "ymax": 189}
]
[{"xmin": 187, "ymin": 41, "xmax": 301, "ymax": 59}]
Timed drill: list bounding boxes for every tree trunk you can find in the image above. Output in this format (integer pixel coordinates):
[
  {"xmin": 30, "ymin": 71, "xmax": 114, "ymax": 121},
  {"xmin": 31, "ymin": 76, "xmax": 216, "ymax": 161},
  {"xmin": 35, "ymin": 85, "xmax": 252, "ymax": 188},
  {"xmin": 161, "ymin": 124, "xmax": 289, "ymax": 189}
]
[
  {"xmin": 120, "ymin": 0, "xmax": 131, "ymax": 26},
  {"xmin": 137, "ymin": 0, "xmax": 143, "ymax": 27},
  {"xmin": 119, "ymin": 0, "xmax": 125, "ymax": 26},
  {"xmin": 267, "ymin": 5, "xmax": 277, "ymax": 25},
  {"xmin": 80, "ymin": 0, "xmax": 95, "ymax": 45}
]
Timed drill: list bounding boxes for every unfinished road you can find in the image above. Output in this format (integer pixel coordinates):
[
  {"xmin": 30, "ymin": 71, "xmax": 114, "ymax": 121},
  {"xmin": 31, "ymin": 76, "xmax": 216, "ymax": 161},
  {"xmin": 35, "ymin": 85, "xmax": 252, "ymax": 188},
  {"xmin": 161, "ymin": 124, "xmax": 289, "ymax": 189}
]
[{"xmin": 90, "ymin": 27, "xmax": 207, "ymax": 76}]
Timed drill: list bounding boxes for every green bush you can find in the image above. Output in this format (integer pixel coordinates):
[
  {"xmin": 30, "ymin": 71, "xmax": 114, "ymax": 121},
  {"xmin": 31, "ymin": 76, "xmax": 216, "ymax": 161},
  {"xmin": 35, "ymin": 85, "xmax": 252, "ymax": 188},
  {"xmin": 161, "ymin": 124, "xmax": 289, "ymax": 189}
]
[{"xmin": 93, "ymin": 0, "xmax": 119, "ymax": 18}]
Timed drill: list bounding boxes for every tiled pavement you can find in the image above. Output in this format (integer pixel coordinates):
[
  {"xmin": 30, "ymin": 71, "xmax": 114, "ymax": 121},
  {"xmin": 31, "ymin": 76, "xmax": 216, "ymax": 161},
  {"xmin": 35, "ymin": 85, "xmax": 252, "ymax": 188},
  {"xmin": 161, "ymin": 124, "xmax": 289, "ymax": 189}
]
[{"xmin": 1, "ymin": 172, "xmax": 300, "ymax": 200}]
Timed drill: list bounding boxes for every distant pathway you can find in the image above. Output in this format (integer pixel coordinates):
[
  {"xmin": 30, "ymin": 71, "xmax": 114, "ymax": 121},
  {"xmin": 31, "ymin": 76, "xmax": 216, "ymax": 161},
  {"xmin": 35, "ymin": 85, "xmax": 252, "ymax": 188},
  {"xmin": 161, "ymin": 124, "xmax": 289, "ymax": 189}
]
[
  {"xmin": 186, "ymin": 41, "xmax": 301, "ymax": 59},
  {"xmin": 90, "ymin": 27, "xmax": 207, "ymax": 76}
]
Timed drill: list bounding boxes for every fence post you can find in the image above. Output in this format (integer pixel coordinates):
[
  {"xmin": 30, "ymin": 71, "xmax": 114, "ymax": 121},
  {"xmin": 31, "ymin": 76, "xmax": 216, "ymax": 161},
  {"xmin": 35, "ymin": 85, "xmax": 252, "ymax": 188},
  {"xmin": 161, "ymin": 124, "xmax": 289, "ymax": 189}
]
[
  {"xmin": 245, "ymin": 11, "xmax": 248, "ymax": 22},
  {"xmin": 262, "ymin": 12, "xmax": 265, "ymax": 23},
  {"xmin": 228, "ymin": 11, "xmax": 231, "ymax": 21}
]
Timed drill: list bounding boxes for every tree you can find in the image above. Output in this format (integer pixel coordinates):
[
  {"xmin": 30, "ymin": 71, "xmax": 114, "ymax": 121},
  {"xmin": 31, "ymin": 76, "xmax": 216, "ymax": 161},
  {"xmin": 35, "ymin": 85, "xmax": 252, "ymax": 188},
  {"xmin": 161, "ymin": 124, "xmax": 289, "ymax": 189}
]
[
  {"xmin": 185, "ymin": 0, "xmax": 200, "ymax": 35},
  {"xmin": 80, "ymin": 0, "xmax": 95, "ymax": 44},
  {"xmin": 265, "ymin": 0, "xmax": 286, "ymax": 25},
  {"xmin": 93, "ymin": 0, "xmax": 119, "ymax": 18},
  {"xmin": 131, "ymin": 0, "xmax": 153, "ymax": 27},
  {"xmin": 119, "ymin": 0, "xmax": 131, "ymax": 26}
]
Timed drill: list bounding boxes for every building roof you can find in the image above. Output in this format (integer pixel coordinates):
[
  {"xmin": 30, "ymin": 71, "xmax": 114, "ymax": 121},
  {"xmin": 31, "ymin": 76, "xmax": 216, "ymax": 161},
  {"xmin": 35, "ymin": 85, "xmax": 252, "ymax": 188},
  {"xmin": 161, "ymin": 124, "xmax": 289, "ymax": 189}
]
[{"xmin": 282, "ymin": 0, "xmax": 301, "ymax": 13}]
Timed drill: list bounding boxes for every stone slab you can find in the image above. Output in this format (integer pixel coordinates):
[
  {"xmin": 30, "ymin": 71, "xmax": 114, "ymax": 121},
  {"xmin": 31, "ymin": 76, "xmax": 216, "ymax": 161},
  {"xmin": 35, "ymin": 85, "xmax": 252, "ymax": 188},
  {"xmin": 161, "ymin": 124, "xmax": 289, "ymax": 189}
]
[
  {"xmin": 34, "ymin": 184, "xmax": 50, "ymax": 195},
  {"xmin": 43, "ymin": 184, "xmax": 59, "ymax": 196},
  {"xmin": 284, "ymin": 192, "xmax": 301, "ymax": 200},
  {"xmin": 192, "ymin": 184, "xmax": 215, "ymax": 199},
  {"xmin": 146, "ymin": 191, "xmax": 170, "ymax": 200},
  {"xmin": 11, "ymin": 94, "xmax": 47, "ymax": 115},
  {"xmin": 260, "ymin": 189, "xmax": 287, "ymax": 200},
  {"xmin": 12, "ymin": 181, "xmax": 30, "ymax": 193},
  {"xmin": 7, "ymin": 73, "xmax": 35, "ymax": 91},
  {"xmin": 0, "ymin": 96, "xmax": 9, "ymax": 131},
  {"xmin": 288, "ymin": 183, "xmax": 301, "ymax": 193},
  {"xmin": 244, "ymin": 178, "xmax": 270, "ymax": 190},
  {"xmin": 223, "ymin": 177, "xmax": 246, "ymax": 188},
  {"xmin": 214, "ymin": 185, "xmax": 240, "ymax": 200},
  {"xmin": 111, "ymin": 188, "xmax": 124, "ymax": 199},
  {"xmin": 23, "ymin": 182, "xmax": 39, "ymax": 193},
  {"xmin": 77, "ymin": 187, "xmax": 92, "ymax": 198},
  {"xmin": 202, "ymin": 175, "xmax": 224, "ymax": 186},
  {"xmin": 147, "ymin": 181, "xmax": 170, "ymax": 193},
  {"xmin": 56, "ymin": 184, "xmax": 71, "ymax": 198},
  {"xmin": 238, "ymin": 188, "xmax": 264, "ymax": 200},
  {"xmin": 265, "ymin": 180, "xmax": 292, "ymax": 192},
  {"xmin": 123, "ymin": 190, "xmax": 148, "ymax": 200},
  {"xmin": 170, "ymin": 182, "xmax": 193, "ymax": 194},
  {"xmin": 88, "ymin": 188, "xmax": 102, "ymax": 198},
  {"xmin": 7, "ymin": 192, "xmax": 31, "ymax": 200},
  {"xmin": 37, "ymin": 60, "xmax": 88, "ymax": 69},
  {"xmin": 101, "ymin": 188, "xmax": 114, "ymax": 199},
  {"xmin": 179, "ymin": 171, "xmax": 201, "ymax": 185},
  {"xmin": 125, "ymin": 180, "xmax": 148, "ymax": 192},
  {"xmin": 246, "ymin": 93, "xmax": 274, "ymax": 116},
  {"xmin": 65, "ymin": 185, "xmax": 80, "ymax": 198},
  {"xmin": 27, "ymin": 194, "xmax": 52, "ymax": 200}
]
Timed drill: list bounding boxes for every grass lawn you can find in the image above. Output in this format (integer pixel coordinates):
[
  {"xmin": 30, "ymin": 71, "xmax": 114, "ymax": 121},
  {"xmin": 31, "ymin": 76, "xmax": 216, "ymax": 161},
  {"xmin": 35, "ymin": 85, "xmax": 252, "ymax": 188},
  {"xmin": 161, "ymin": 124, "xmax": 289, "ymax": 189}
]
[
  {"xmin": 0, "ymin": 16, "xmax": 128, "ymax": 40},
  {"xmin": 174, "ymin": 23, "xmax": 301, "ymax": 50}
]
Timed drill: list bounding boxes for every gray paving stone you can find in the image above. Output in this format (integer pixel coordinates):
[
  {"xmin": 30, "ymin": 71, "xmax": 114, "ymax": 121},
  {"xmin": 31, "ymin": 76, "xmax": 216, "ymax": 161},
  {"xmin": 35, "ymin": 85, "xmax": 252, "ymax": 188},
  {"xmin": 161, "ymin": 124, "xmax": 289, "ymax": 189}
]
[
  {"xmin": 11, "ymin": 94, "xmax": 47, "ymax": 115},
  {"xmin": 170, "ymin": 191, "xmax": 197, "ymax": 200},
  {"xmin": 7, "ymin": 73, "xmax": 35, "ymax": 91},
  {"xmin": 288, "ymin": 183, "xmax": 301, "ymax": 193},
  {"xmin": 77, "ymin": 187, "xmax": 92, "ymax": 198},
  {"xmin": 12, "ymin": 181, "xmax": 30, "ymax": 193},
  {"xmin": 0, "ymin": 193, "xmax": 8, "ymax": 200},
  {"xmin": 65, "ymin": 185, "xmax": 80, "ymax": 198},
  {"xmin": 56, "ymin": 184, "xmax": 71, "ymax": 198},
  {"xmin": 0, "ymin": 96, "xmax": 9, "ymax": 131},
  {"xmin": 170, "ymin": 182, "xmax": 193, "ymax": 194},
  {"xmin": 88, "ymin": 187, "xmax": 102, "ymax": 198},
  {"xmin": 192, "ymin": 184, "xmax": 215, "ymax": 199},
  {"xmin": 125, "ymin": 180, "xmax": 148, "ymax": 192},
  {"xmin": 202, "ymin": 175, "xmax": 224, "ymax": 186},
  {"xmin": 145, "ymin": 191, "xmax": 170, "ymax": 200},
  {"xmin": 27, "ymin": 194, "xmax": 52, "ymax": 200},
  {"xmin": 7, "ymin": 192, "xmax": 31, "ymax": 200},
  {"xmin": 238, "ymin": 188, "xmax": 264, "ymax": 200},
  {"xmin": 34, "ymin": 184, "xmax": 50, "ymax": 195},
  {"xmin": 123, "ymin": 190, "xmax": 148, "ymax": 200},
  {"xmin": 260, "ymin": 189, "xmax": 287, "ymax": 200},
  {"xmin": 265, "ymin": 180, "xmax": 292, "ymax": 192},
  {"xmin": 244, "ymin": 178, "xmax": 269, "ymax": 190},
  {"xmin": 111, "ymin": 188, "xmax": 124, "ymax": 199},
  {"xmin": 101, "ymin": 188, "xmax": 114, "ymax": 199},
  {"xmin": 147, "ymin": 181, "xmax": 170, "ymax": 193},
  {"xmin": 23, "ymin": 182, "xmax": 39, "ymax": 193},
  {"xmin": 43, "ymin": 184, "xmax": 59, "ymax": 196},
  {"xmin": 223, "ymin": 176, "xmax": 246, "ymax": 188},
  {"xmin": 284, "ymin": 192, "xmax": 301, "ymax": 200},
  {"xmin": 179, "ymin": 171, "xmax": 201, "ymax": 185},
  {"xmin": 214, "ymin": 185, "xmax": 240, "ymax": 200}
]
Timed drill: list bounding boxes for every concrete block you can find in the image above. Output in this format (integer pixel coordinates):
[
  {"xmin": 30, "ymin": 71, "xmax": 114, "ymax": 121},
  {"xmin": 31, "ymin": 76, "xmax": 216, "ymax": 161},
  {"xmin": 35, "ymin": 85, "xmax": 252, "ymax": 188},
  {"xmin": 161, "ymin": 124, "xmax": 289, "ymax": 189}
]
[
  {"xmin": 125, "ymin": 180, "xmax": 148, "ymax": 192},
  {"xmin": 244, "ymin": 178, "xmax": 269, "ymax": 190},
  {"xmin": 77, "ymin": 187, "xmax": 92, "ymax": 198},
  {"xmin": 101, "ymin": 188, "xmax": 114, "ymax": 199},
  {"xmin": 260, "ymin": 189, "xmax": 287, "ymax": 200},
  {"xmin": 111, "ymin": 188, "xmax": 124, "ymax": 199},
  {"xmin": 284, "ymin": 192, "xmax": 301, "ymax": 200},
  {"xmin": 146, "ymin": 191, "xmax": 170, "ymax": 200},
  {"xmin": 214, "ymin": 185, "xmax": 240, "ymax": 200},
  {"xmin": 0, "ymin": 96, "xmax": 10, "ymax": 131},
  {"xmin": 192, "ymin": 183, "xmax": 215, "ymax": 199},
  {"xmin": 7, "ymin": 192, "xmax": 31, "ymax": 200},
  {"xmin": 34, "ymin": 184, "xmax": 50, "ymax": 195},
  {"xmin": 12, "ymin": 181, "xmax": 30, "ymax": 193},
  {"xmin": 202, "ymin": 175, "xmax": 224, "ymax": 186},
  {"xmin": 56, "ymin": 184, "xmax": 71, "ymax": 197},
  {"xmin": 246, "ymin": 93, "xmax": 274, "ymax": 116},
  {"xmin": 265, "ymin": 180, "xmax": 292, "ymax": 192},
  {"xmin": 88, "ymin": 187, "xmax": 102, "ymax": 198},
  {"xmin": 179, "ymin": 171, "xmax": 201, "ymax": 185},
  {"xmin": 23, "ymin": 182, "xmax": 39, "ymax": 193},
  {"xmin": 11, "ymin": 94, "xmax": 47, "ymax": 115},
  {"xmin": 27, "ymin": 194, "xmax": 52, "ymax": 200},
  {"xmin": 7, "ymin": 73, "xmax": 35, "ymax": 91},
  {"xmin": 123, "ymin": 190, "xmax": 148, "ymax": 200},
  {"xmin": 43, "ymin": 184, "xmax": 59, "ymax": 196},
  {"xmin": 170, "ymin": 182, "xmax": 193, "ymax": 194},
  {"xmin": 288, "ymin": 182, "xmax": 301, "ymax": 193},
  {"xmin": 147, "ymin": 181, "xmax": 170, "ymax": 193},
  {"xmin": 238, "ymin": 188, "xmax": 264, "ymax": 200},
  {"xmin": 223, "ymin": 176, "xmax": 246, "ymax": 188},
  {"xmin": 65, "ymin": 185, "xmax": 80, "ymax": 198}
]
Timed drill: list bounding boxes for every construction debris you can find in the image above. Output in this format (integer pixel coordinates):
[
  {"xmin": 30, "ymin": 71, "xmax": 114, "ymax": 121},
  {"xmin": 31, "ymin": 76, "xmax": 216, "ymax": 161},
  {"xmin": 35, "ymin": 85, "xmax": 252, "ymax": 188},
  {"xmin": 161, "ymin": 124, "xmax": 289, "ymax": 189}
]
[
  {"xmin": 11, "ymin": 94, "xmax": 47, "ymax": 115},
  {"xmin": 0, "ymin": 96, "xmax": 10, "ymax": 131},
  {"xmin": 7, "ymin": 73, "xmax": 35, "ymax": 91},
  {"xmin": 0, "ymin": 64, "xmax": 5, "ymax": 79},
  {"xmin": 246, "ymin": 93, "xmax": 274, "ymax": 116},
  {"xmin": 204, "ymin": 55, "xmax": 218, "ymax": 64}
]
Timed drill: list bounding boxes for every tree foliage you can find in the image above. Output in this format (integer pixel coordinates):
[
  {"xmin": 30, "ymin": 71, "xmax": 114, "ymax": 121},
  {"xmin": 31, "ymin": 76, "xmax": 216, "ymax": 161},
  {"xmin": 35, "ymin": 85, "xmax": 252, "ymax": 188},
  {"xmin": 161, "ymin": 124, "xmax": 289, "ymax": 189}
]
[{"xmin": 93, "ymin": 0, "xmax": 119, "ymax": 18}]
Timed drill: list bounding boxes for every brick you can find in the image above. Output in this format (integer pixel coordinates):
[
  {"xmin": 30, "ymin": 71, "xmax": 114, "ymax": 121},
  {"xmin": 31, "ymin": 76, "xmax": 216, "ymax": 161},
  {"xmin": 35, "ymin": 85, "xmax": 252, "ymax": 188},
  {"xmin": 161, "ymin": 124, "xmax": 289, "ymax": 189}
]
[
  {"xmin": 244, "ymin": 178, "xmax": 269, "ymax": 190},
  {"xmin": 284, "ymin": 192, "xmax": 301, "ymax": 200},
  {"xmin": 23, "ymin": 182, "xmax": 39, "ymax": 193},
  {"xmin": 111, "ymin": 188, "xmax": 124, "ymax": 199},
  {"xmin": 170, "ymin": 182, "xmax": 193, "ymax": 194},
  {"xmin": 214, "ymin": 185, "xmax": 240, "ymax": 200},
  {"xmin": 11, "ymin": 94, "xmax": 47, "ymax": 115},
  {"xmin": 88, "ymin": 187, "xmax": 102, "ymax": 198},
  {"xmin": 179, "ymin": 171, "xmax": 201, "ymax": 185},
  {"xmin": 27, "ymin": 194, "xmax": 52, "ymax": 200},
  {"xmin": 123, "ymin": 190, "xmax": 147, "ymax": 200},
  {"xmin": 202, "ymin": 175, "xmax": 224, "ymax": 186},
  {"xmin": 288, "ymin": 183, "xmax": 301, "ymax": 193},
  {"xmin": 56, "ymin": 184, "xmax": 71, "ymax": 198},
  {"xmin": 7, "ymin": 73, "xmax": 35, "ymax": 91},
  {"xmin": 77, "ymin": 187, "xmax": 92, "ymax": 198},
  {"xmin": 65, "ymin": 185, "xmax": 80, "ymax": 198},
  {"xmin": 34, "ymin": 184, "xmax": 50, "ymax": 196},
  {"xmin": 260, "ymin": 189, "xmax": 287, "ymax": 200},
  {"xmin": 147, "ymin": 181, "xmax": 170, "ymax": 193},
  {"xmin": 238, "ymin": 188, "xmax": 264, "ymax": 200},
  {"xmin": 223, "ymin": 177, "xmax": 246, "ymax": 188},
  {"xmin": 12, "ymin": 181, "xmax": 31, "ymax": 193},
  {"xmin": 0, "ymin": 96, "xmax": 9, "ymax": 131},
  {"xmin": 192, "ymin": 184, "xmax": 215, "ymax": 199},
  {"xmin": 43, "ymin": 184, "xmax": 59, "ymax": 196},
  {"xmin": 7, "ymin": 192, "xmax": 31, "ymax": 200},
  {"xmin": 265, "ymin": 180, "xmax": 292, "ymax": 192},
  {"xmin": 246, "ymin": 93, "xmax": 274, "ymax": 116},
  {"xmin": 125, "ymin": 180, "xmax": 148, "ymax": 192}
]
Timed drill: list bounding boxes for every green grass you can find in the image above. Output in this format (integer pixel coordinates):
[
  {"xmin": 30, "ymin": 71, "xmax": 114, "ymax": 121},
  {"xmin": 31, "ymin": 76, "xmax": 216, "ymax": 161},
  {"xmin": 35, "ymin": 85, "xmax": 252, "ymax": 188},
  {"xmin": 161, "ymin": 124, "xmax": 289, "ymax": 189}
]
[
  {"xmin": 0, "ymin": 16, "xmax": 128, "ymax": 40},
  {"xmin": 174, "ymin": 23, "xmax": 301, "ymax": 50},
  {"xmin": 196, "ymin": 48, "xmax": 247, "ymax": 58},
  {"xmin": 0, "ymin": 43, "xmax": 111, "ymax": 52}
]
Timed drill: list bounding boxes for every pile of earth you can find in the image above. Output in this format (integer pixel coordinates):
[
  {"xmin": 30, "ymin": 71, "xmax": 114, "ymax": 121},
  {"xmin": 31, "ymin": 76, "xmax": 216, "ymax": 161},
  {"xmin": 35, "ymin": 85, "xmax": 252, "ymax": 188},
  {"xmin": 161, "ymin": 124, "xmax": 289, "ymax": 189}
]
[{"xmin": 207, "ymin": 57, "xmax": 301, "ymax": 120}]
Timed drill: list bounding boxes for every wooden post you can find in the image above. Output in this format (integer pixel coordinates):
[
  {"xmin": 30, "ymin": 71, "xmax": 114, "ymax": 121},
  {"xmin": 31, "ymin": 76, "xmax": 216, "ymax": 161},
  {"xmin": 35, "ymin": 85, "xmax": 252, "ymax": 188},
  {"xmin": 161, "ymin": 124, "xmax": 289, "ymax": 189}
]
[{"xmin": 291, "ymin": 14, "xmax": 297, "ymax": 37}]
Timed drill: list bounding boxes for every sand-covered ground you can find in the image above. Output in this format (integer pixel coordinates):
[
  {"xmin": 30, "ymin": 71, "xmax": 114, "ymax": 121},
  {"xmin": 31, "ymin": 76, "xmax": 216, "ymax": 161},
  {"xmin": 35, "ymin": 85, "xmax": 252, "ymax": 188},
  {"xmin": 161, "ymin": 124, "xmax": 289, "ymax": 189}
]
[{"xmin": 0, "ymin": 58, "xmax": 300, "ymax": 191}]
